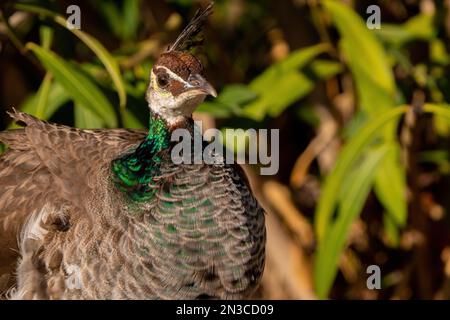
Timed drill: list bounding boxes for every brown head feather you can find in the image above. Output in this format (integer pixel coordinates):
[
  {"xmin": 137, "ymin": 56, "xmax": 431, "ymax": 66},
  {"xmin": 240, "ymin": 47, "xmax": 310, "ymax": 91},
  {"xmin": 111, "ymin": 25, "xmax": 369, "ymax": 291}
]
[
  {"xmin": 154, "ymin": 51, "xmax": 203, "ymax": 81},
  {"xmin": 151, "ymin": 3, "xmax": 212, "ymax": 88}
]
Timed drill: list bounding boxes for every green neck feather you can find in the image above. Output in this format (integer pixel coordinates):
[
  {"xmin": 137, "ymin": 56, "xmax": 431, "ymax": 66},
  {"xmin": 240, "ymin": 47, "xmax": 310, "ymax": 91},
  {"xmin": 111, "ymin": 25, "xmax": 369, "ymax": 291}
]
[{"xmin": 111, "ymin": 113, "xmax": 171, "ymax": 202}]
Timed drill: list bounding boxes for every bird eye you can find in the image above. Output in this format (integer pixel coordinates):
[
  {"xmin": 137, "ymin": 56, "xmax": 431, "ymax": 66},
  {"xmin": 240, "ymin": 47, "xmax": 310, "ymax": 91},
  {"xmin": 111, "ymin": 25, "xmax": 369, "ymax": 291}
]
[{"xmin": 157, "ymin": 74, "xmax": 169, "ymax": 87}]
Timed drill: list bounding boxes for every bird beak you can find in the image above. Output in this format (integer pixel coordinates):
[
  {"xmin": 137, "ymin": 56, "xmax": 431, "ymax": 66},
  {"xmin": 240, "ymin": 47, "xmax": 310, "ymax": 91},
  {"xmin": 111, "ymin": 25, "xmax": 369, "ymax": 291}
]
[{"xmin": 188, "ymin": 74, "xmax": 217, "ymax": 98}]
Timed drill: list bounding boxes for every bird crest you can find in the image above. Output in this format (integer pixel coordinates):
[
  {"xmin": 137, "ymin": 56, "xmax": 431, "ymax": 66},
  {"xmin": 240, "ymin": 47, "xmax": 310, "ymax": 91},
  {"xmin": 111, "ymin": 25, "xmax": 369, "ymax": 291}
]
[{"xmin": 166, "ymin": 2, "xmax": 214, "ymax": 53}]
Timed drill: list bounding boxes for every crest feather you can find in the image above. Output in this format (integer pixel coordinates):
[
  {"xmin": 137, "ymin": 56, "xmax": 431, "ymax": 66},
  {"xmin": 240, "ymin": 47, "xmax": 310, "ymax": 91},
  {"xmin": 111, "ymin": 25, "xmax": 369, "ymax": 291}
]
[{"xmin": 167, "ymin": 2, "xmax": 213, "ymax": 52}]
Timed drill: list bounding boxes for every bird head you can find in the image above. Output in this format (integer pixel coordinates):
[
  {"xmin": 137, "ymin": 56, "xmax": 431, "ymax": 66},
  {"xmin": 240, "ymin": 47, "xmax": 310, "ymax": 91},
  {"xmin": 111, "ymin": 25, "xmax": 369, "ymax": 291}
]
[
  {"xmin": 146, "ymin": 51, "xmax": 216, "ymax": 125},
  {"xmin": 146, "ymin": 3, "xmax": 215, "ymax": 125}
]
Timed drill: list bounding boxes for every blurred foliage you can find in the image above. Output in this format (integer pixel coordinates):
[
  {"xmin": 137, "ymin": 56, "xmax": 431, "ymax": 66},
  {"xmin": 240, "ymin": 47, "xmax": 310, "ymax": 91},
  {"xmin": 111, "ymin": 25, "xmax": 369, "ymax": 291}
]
[{"xmin": 1, "ymin": 0, "xmax": 450, "ymax": 300}]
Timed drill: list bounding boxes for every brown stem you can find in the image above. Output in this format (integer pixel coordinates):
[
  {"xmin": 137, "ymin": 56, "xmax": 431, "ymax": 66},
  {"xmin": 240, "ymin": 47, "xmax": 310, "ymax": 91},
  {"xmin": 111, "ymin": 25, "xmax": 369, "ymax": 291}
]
[{"xmin": 406, "ymin": 91, "xmax": 433, "ymax": 298}]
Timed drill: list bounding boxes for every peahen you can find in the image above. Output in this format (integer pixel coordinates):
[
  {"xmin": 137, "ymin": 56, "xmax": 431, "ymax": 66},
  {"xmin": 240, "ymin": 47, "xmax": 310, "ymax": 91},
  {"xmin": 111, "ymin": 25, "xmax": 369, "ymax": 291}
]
[{"xmin": 0, "ymin": 3, "xmax": 265, "ymax": 299}]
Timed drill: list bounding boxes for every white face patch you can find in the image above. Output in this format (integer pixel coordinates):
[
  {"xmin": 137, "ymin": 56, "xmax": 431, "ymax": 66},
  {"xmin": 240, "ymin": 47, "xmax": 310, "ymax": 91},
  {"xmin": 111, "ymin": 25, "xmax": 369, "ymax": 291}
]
[
  {"xmin": 155, "ymin": 66, "xmax": 190, "ymax": 87},
  {"xmin": 147, "ymin": 68, "xmax": 207, "ymax": 125}
]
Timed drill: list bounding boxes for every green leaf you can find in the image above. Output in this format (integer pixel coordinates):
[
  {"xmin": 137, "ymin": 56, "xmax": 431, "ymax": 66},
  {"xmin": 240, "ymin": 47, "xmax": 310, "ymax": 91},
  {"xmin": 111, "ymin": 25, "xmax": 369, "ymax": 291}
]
[
  {"xmin": 374, "ymin": 147, "xmax": 407, "ymax": 227},
  {"xmin": 314, "ymin": 145, "xmax": 391, "ymax": 299},
  {"xmin": 296, "ymin": 103, "xmax": 320, "ymax": 127},
  {"xmin": 376, "ymin": 25, "xmax": 412, "ymax": 47},
  {"xmin": 39, "ymin": 25, "xmax": 53, "ymax": 49},
  {"xmin": 16, "ymin": 81, "xmax": 70, "ymax": 122},
  {"xmin": 323, "ymin": 0, "xmax": 396, "ymax": 115},
  {"xmin": 378, "ymin": 13, "xmax": 435, "ymax": 47},
  {"xmin": 403, "ymin": 13, "xmax": 435, "ymax": 40},
  {"xmin": 74, "ymin": 103, "xmax": 105, "ymax": 129},
  {"xmin": 16, "ymin": 3, "xmax": 127, "ymax": 109},
  {"xmin": 315, "ymin": 106, "xmax": 408, "ymax": 241},
  {"xmin": 34, "ymin": 72, "xmax": 53, "ymax": 119},
  {"xmin": 242, "ymin": 44, "xmax": 333, "ymax": 120},
  {"xmin": 122, "ymin": 0, "xmax": 140, "ymax": 39},
  {"xmin": 314, "ymin": 104, "xmax": 450, "ymax": 252},
  {"xmin": 247, "ymin": 72, "xmax": 315, "ymax": 119},
  {"xmin": 383, "ymin": 213, "xmax": 400, "ymax": 248},
  {"xmin": 55, "ymin": 17, "xmax": 127, "ymax": 110},
  {"xmin": 198, "ymin": 85, "xmax": 258, "ymax": 118},
  {"xmin": 197, "ymin": 101, "xmax": 234, "ymax": 118},
  {"xmin": 218, "ymin": 85, "xmax": 258, "ymax": 109},
  {"xmin": 123, "ymin": 109, "xmax": 145, "ymax": 129},
  {"xmin": 424, "ymin": 104, "xmax": 450, "ymax": 121},
  {"xmin": 26, "ymin": 43, "xmax": 117, "ymax": 127},
  {"xmin": 306, "ymin": 60, "xmax": 343, "ymax": 79},
  {"xmin": 342, "ymin": 111, "xmax": 369, "ymax": 139},
  {"xmin": 323, "ymin": 0, "xmax": 406, "ymax": 238},
  {"xmin": 314, "ymin": 105, "xmax": 450, "ymax": 291},
  {"xmin": 424, "ymin": 104, "xmax": 450, "ymax": 146},
  {"xmin": 430, "ymin": 39, "xmax": 450, "ymax": 65}
]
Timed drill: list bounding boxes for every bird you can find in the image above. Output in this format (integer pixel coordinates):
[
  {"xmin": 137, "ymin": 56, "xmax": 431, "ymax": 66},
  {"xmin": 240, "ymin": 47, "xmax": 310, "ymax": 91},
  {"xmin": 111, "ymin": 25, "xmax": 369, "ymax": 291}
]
[{"xmin": 0, "ymin": 3, "xmax": 265, "ymax": 300}]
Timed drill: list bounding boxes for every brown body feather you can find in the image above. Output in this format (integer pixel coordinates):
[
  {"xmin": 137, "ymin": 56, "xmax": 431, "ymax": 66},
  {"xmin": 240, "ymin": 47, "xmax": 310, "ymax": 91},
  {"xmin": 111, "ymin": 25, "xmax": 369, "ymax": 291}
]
[
  {"xmin": 0, "ymin": 111, "xmax": 146, "ymax": 298},
  {"xmin": 0, "ymin": 110, "xmax": 265, "ymax": 299}
]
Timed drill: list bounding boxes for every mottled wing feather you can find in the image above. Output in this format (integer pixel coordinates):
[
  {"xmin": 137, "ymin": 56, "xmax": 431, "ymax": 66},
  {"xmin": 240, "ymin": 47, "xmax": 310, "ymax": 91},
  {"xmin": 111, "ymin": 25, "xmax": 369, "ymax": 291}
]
[
  {"xmin": 0, "ymin": 110, "xmax": 265, "ymax": 300},
  {"xmin": 0, "ymin": 110, "xmax": 146, "ymax": 297},
  {"xmin": 0, "ymin": 111, "xmax": 145, "ymax": 230}
]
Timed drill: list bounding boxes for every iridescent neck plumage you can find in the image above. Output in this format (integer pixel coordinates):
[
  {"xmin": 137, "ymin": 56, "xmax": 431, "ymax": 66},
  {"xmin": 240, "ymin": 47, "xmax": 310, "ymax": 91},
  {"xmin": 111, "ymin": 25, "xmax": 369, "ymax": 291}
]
[{"xmin": 111, "ymin": 112, "xmax": 171, "ymax": 202}]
